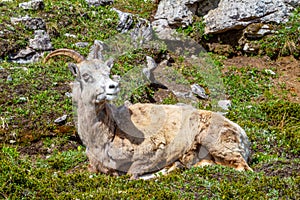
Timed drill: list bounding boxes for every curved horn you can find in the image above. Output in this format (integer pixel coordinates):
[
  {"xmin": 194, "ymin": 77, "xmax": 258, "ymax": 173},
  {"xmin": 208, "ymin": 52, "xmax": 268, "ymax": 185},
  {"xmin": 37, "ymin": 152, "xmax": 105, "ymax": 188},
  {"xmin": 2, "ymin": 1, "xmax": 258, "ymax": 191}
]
[{"xmin": 43, "ymin": 49, "xmax": 85, "ymax": 63}]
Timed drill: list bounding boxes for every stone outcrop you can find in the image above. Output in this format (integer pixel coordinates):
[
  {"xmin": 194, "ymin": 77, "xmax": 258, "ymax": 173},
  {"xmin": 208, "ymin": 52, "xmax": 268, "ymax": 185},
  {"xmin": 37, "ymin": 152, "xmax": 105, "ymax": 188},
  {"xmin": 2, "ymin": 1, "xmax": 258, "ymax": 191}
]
[
  {"xmin": 11, "ymin": 16, "xmax": 46, "ymax": 30},
  {"xmin": 112, "ymin": 8, "xmax": 134, "ymax": 33},
  {"xmin": 29, "ymin": 30, "xmax": 53, "ymax": 51},
  {"xmin": 153, "ymin": 0, "xmax": 299, "ymax": 35},
  {"xmin": 204, "ymin": 0, "xmax": 300, "ymax": 34},
  {"xmin": 19, "ymin": 0, "xmax": 44, "ymax": 10},
  {"xmin": 9, "ymin": 30, "xmax": 52, "ymax": 63},
  {"xmin": 154, "ymin": 0, "xmax": 199, "ymax": 28}
]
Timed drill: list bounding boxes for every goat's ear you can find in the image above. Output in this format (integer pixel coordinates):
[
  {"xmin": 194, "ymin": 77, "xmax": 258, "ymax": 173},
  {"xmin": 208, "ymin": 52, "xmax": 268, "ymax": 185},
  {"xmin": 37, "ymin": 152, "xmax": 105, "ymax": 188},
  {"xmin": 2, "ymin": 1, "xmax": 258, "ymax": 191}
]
[
  {"xmin": 105, "ymin": 58, "xmax": 114, "ymax": 70},
  {"xmin": 68, "ymin": 63, "xmax": 80, "ymax": 77}
]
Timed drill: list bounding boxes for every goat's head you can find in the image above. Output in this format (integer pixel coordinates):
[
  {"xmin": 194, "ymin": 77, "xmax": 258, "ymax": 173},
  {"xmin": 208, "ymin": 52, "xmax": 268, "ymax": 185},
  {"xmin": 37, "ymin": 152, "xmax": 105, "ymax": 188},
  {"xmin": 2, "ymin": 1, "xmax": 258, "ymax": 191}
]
[{"xmin": 44, "ymin": 49, "xmax": 120, "ymax": 105}]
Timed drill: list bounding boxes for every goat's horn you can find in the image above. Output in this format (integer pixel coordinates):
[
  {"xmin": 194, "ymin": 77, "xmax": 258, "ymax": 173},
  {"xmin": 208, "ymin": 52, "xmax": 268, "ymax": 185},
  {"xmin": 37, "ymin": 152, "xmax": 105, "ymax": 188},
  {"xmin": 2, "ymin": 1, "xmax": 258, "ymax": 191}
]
[{"xmin": 43, "ymin": 49, "xmax": 85, "ymax": 63}]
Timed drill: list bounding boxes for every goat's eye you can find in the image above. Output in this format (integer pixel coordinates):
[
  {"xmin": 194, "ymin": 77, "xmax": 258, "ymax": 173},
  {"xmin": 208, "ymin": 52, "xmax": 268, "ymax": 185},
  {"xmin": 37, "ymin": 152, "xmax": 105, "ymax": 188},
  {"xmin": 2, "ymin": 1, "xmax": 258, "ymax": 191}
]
[{"xmin": 82, "ymin": 73, "xmax": 93, "ymax": 83}]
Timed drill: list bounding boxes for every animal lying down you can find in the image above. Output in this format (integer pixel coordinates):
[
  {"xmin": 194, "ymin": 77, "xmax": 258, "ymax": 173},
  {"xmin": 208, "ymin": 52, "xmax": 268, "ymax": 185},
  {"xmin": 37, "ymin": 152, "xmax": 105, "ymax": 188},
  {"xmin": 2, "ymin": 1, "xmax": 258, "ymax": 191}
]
[{"xmin": 44, "ymin": 48, "xmax": 252, "ymax": 179}]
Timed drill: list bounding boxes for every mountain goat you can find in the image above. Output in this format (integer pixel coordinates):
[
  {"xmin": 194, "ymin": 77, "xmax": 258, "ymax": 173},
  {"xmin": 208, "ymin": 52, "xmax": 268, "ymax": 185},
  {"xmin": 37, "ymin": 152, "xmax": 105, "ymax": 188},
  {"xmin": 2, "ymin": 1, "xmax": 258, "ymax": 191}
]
[{"xmin": 44, "ymin": 48, "xmax": 252, "ymax": 179}]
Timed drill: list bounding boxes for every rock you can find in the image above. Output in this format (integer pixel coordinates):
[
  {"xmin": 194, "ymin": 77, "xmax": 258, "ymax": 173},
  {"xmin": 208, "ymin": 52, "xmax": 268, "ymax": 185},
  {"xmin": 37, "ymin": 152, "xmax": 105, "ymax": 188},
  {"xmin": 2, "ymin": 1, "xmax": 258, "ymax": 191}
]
[
  {"xmin": 143, "ymin": 56, "xmax": 167, "ymax": 88},
  {"xmin": 7, "ymin": 75, "xmax": 13, "ymax": 82},
  {"xmin": 112, "ymin": 8, "xmax": 134, "ymax": 33},
  {"xmin": 243, "ymin": 43, "xmax": 259, "ymax": 54},
  {"xmin": 217, "ymin": 100, "xmax": 231, "ymax": 111},
  {"xmin": 142, "ymin": 57, "xmax": 169, "ymax": 89},
  {"xmin": 19, "ymin": 0, "xmax": 44, "ymax": 10},
  {"xmin": 11, "ymin": 47, "xmax": 35, "ymax": 60},
  {"xmin": 204, "ymin": 0, "xmax": 300, "ymax": 34},
  {"xmin": 151, "ymin": 19, "xmax": 177, "ymax": 40},
  {"xmin": 112, "ymin": 9, "xmax": 154, "ymax": 47},
  {"xmin": 197, "ymin": 0, "xmax": 219, "ymax": 16},
  {"xmin": 130, "ymin": 19, "xmax": 154, "ymax": 48},
  {"xmin": 65, "ymin": 92, "xmax": 72, "ymax": 98},
  {"xmin": 172, "ymin": 90, "xmax": 196, "ymax": 100},
  {"xmin": 154, "ymin": 0, "xmax": 199, "ymax": 28},
  {"xmin": 191, "ymin": 83, "xmax": 208, "ymax": 99},
  {"xmin": 86, "ymin": 0, "xmax": 113, "ymax": 7},
  {"xmin": 64, "ymin": 33, "xmax": 77, "ymax": 38},
  {"xmin": 9, "ymin": 48, "xmax": 43, "ymax": 64},
  {"xmin": 284, "ymin": 0, "xmax": 300, "ymax": 7},
  {"xmin": 143, "ymin": 56, "xmax": 158, "ymax": 84},
  {"xmin": 87, "ymin": 40, "xmax": 106, "ymax": 60},
  {"xmin": 54, "ymin": 114, "xmax": 68, "ymax": 125},
  {"xmin": 11, "ymin": 16, "xmax": 46, "ymax": 30},
  {"xmin": 243, "ymin": 23, "xmax": 274, "ymax": 39},
  {"xmin": 264, "ymin": 69, "xmax": 276, "ymax": 75},
  {"xmin": 29, "ymin": 30, "xmax": 53, "ymax": 51},
  {"xmin": 75, "ymin": 42, "xmax": 89, "ymax": 48},
  {"xmin": 25, "ymin": 17, "xmax": 46, "ymax": 30},
  {"xmin": 18, "ymin": 97, "xmax": 27, "ymax": 102}
]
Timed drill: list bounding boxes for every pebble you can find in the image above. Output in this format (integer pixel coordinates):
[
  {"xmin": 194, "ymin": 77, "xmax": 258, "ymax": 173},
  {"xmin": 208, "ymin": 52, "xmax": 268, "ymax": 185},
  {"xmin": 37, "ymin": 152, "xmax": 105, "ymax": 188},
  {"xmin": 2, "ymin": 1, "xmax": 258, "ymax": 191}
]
[{"xmin": 54, "ymin": 114, "xmax": 68, "ymax": 124}]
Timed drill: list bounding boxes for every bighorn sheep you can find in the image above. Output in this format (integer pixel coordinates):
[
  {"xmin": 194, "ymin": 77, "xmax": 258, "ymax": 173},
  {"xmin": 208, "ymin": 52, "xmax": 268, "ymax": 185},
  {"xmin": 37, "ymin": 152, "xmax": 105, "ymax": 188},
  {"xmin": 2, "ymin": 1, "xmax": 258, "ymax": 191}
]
[{"xmin": 44, "ymin": 47, "xmax": 252, "ymax": 179}]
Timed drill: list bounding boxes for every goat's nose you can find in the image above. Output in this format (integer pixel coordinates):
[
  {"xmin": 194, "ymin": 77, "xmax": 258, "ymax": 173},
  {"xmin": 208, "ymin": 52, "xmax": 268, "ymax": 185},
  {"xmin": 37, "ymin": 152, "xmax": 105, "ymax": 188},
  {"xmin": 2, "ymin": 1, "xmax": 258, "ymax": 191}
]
[
  {"xmin": 109, "ymin": 84, "xmax": 116, "ymax": 89},
  {"xmin": 108, "ymin": 82, "xmax": 119, "ymax": 89}
]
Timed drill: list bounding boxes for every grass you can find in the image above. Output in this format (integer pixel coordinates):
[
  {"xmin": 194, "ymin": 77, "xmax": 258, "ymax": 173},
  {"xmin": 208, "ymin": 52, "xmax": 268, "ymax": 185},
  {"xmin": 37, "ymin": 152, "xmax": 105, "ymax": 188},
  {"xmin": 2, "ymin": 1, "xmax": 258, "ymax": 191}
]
[
  {"xmin": 259, "ymin": 7, "xmax": 300, "ymax": 59},
  {"xmin": 114, "ymin": 0, "xmax": 157, "ymax": 19},
  {"xmin": 0, "ymin": 0, "xmax": 300, "ymax": 199}
]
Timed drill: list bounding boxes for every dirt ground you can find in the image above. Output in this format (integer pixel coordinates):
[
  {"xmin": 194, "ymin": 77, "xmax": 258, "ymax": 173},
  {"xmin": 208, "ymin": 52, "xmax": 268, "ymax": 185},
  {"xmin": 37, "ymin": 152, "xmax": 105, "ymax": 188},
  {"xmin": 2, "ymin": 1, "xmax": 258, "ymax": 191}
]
[{"xmin": 223, "ymin": 55, "xmax": 300, "ymax": 103}]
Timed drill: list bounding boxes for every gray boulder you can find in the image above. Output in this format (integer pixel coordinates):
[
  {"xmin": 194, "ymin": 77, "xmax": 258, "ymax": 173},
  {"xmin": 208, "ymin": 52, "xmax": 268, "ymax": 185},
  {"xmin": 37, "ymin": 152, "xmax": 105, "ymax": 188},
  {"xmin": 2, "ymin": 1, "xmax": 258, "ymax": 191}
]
[
  {"xmin": 130, "ymin": 19, "xmax": 153, "ymax": 47},
  {"xmin": 243, "ymin": 24, "xmax": 274, "ymax": 39},
  {"xmin": 9, "ymin": 47, "xmax": 44, "ymax": 64},
  {"xmin": 112, "ymin": 8, "xmax": 134, "ymax": 33},
  {"xmin": 151, "ymin": 19, "xmax": 178, "ymax": 40},
  {"xmin": 19, "ymin": 0, "xmax": 44, "ymax": 10},
  {"xmin": 204, "ymin": 0, "xmax": 300, "ymax": 34},
  {"xmin": 154, "ymin": 0, "xmax": 199, "ymax": 28},
  {"xmin": 29, "ymin": 30, "xmax": 53, "ymax": 51},
  {"xmin": 11, "ymin": 16, "xmax": 46, "ymax": 30}
]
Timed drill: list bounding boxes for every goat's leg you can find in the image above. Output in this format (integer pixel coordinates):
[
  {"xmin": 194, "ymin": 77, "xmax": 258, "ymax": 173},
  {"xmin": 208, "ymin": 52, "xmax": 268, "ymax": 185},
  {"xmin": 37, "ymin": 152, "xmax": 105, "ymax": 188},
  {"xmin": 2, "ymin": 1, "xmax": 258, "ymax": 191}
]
[
  {"xmin": 194, "ymin": 159, "xmax": 215, "ymax": 167},
  {"xmin": 210, "ymin": 150, "xmax": 253, "ymax": 171}
]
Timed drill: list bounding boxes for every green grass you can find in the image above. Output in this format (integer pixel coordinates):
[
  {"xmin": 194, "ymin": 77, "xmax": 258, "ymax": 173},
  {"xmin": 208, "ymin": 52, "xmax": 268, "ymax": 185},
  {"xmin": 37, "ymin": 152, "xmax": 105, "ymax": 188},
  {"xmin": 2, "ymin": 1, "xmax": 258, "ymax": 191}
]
[
  {"xmin": 1, "ymin": 148, "xmax": 299, "ymax": 199},
  {"xmin": 177, "ymin": 16, "xmax": 208, "ymax": 42},
  {"xmin": 114, "ymin": 0, "xmax": 157, "ymax": 19},
  {"xmin": 0, "ymin": 0, "xmax": 299, "ymax": 199}
]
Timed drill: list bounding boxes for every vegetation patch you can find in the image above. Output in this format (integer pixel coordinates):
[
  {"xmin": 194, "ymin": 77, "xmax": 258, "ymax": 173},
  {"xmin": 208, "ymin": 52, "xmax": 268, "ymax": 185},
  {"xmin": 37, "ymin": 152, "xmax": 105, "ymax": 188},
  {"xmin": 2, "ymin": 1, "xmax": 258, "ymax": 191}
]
[
  {"xmin": 259, "ymin": 7, "xmax": 300, "ymax": 59},
  {"xmin": 114, "ymin": 0, "xmax": 158, "ymax": 19}
]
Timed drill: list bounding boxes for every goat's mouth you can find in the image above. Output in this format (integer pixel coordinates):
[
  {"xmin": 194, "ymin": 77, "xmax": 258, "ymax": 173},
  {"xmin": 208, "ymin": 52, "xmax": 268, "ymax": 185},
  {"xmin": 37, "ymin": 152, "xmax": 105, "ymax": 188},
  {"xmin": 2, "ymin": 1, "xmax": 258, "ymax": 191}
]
[
  {"xmin": 106, "ymin": 87, "xmax": 120, "ymax": 101},
  {"xmin": 106, "ymin": 93, "xmax": 118, "ymax": 100},
  {"xmin": 95, "ymin": 92, "xmax": 119, "ymax": 103}
]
